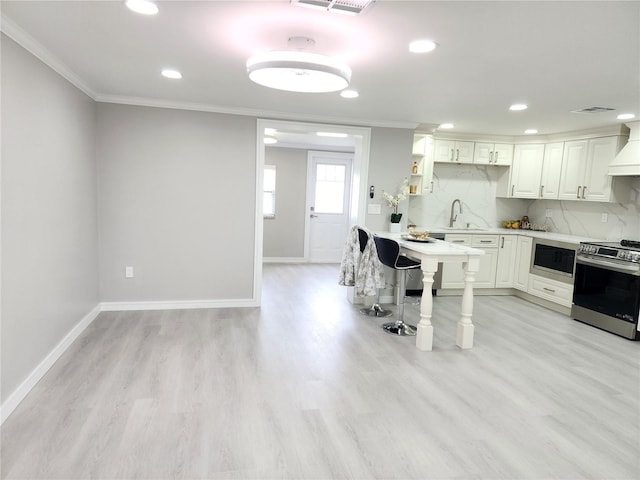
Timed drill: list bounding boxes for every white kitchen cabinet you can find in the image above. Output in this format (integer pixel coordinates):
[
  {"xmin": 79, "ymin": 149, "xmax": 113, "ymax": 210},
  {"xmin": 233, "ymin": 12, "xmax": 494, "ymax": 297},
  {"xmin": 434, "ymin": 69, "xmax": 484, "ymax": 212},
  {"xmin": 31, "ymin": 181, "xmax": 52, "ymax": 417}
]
[
  {"xmin": 410, "ymin": 133, "xmax": 434, "ymax": 194},
  {"xmin": 441, "ymin": 234, "xmax": 498, "ymax": 289},
  {"xmin": 514, "ymin": 235, "xmax": 532, "ymax": 292},
  {"xmin": 495, "ymin": 235, "xmax": 517, "ymax": 288},
  {"xmin": 434, "ymin": 139, "xmax": 474, "ymax": 163},
  {"xmin": 539, "ymin": 142, "xmax": 564, "ymax": 199},
  {"xmin": 508, "ymin": 144, "xmax": 545, "ymax": 198},
  {"xmin": 558, "ymin": 136, "xmax": 624, "ymax": 202},
  {"xmin": 474, "ymin": 143, "xmax": 514, "ymax": 166}
]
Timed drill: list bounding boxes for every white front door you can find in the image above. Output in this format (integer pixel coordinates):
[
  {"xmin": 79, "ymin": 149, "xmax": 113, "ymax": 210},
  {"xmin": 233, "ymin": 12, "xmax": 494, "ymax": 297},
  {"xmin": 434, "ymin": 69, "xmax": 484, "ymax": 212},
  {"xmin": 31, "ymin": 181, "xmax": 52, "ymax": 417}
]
[{"xmin": 307, "ymin": 151, "xmax": 353, "ymax": 263}]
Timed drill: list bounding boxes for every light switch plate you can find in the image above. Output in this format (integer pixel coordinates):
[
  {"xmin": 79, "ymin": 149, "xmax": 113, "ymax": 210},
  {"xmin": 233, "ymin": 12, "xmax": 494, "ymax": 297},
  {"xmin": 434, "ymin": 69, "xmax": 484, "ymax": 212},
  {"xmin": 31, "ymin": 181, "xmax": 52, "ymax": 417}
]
[
  {"xmin": 601, "ymin": 213, "xmax": 608, "ymax": 223},
  {"xmin": 125, "ymin": 266, "xmax": 134, "ymax": 278},
  {"xmin": 368, "ymin": 203, "xmax": 381, "ymax": 214}
]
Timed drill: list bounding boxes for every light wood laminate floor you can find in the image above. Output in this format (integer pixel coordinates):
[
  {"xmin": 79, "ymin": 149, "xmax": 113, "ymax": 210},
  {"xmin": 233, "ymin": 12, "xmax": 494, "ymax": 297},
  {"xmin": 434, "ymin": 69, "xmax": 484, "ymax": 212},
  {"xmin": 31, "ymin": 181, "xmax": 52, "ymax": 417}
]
[{"xmin": 2, "ymin": 263, "xmax": 639, "ymax": 479}]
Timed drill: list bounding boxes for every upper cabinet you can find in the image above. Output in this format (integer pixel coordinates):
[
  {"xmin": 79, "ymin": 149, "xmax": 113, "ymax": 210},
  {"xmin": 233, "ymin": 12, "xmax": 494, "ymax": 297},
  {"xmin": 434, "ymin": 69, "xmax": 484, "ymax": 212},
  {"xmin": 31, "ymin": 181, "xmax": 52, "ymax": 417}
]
[
  {"xmin": 473, "ymin": 143, "xmax": 514, "ymax": 166},
  {"xmin": 434, "ymin": 139, "xmax": 475, "ymax": 163},
  {"xmin": 497, "ymin": 133, "xmax": 628, "ymax": 203},
  {"xmin": 557, "ymin": 136, "xmax": 625, "ymax": 202}
]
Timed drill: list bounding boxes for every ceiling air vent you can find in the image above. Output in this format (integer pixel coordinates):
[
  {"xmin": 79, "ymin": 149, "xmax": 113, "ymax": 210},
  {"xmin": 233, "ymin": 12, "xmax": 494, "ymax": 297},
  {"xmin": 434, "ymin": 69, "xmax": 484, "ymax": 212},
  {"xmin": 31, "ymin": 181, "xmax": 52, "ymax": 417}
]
[
  {"xmin": 291, "ymin": 0, "xmax": 375, "ymax": 15},
  {"xmin": 571, "ymin": 106, "xmax": 616, "ymax": 114}
]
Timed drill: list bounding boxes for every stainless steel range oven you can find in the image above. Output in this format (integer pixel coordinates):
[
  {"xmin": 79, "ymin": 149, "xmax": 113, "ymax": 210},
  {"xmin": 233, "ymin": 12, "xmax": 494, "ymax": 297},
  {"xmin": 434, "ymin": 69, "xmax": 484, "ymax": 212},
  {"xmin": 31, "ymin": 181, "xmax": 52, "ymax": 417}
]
[{"xmin": 571, "ymin": 239, "xmax": 640, "ymax": 340}]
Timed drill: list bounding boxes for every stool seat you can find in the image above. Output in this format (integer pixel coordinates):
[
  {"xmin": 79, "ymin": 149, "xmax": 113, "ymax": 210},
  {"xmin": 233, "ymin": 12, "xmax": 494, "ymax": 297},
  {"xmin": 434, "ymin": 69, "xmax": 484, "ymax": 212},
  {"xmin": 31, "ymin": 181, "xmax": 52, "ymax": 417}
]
[{"xmin": 373, "ymin": 236, "xmax": 421, "ymax": 336}]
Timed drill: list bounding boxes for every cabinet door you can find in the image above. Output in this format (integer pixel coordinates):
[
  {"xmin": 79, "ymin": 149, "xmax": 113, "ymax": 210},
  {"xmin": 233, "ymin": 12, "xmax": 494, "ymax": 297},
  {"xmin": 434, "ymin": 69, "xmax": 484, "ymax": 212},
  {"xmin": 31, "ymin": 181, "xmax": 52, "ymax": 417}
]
[
  {"xmin": 455, "ymin": 141, "xmax": 475, "ymax": 163},
  {"xmin": 510, "ymin": 144, "xmax": 545, "ymax": 198},
  {"xmin": 495, "ymin": 235, "xmax": 517, "ymax": 288},
  {"xmin": 514, "ymin": 236, "xmax": 533, "ymax": 292},
  {"xmin": 558, "ymin": 139, "xmax": 588, "ymax": 200},
  {"xmin": 474, "ymin": 249, "xmax": 498, "ymax": 288},
  {"xmin": 473, "ymin": 143, "xmax": 493, "ymax": 164},
  {"xmin": 493, "ymin": 143, "xmax": 514, "ymax": 166},
  {"xmin": 434, "ymin": 139, "xmax": 456, "ymax": 162},
  {"xmin": 441, "ymin": 234, "xmax": 470, "ymax": 288},
  {"xmin": 584, "ymin": 136, "xmax": 616, "ymax": 202},
  {"xmin": 540, "ymin": 142, "xmax": 564, "ymax": 199}
]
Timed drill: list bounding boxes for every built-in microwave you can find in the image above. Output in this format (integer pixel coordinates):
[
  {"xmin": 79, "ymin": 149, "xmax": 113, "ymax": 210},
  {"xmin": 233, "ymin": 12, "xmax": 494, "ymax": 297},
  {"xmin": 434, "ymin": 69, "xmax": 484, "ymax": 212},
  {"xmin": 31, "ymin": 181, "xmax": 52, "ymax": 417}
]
[{"xmin": 530, "ymin": 238, "xmax": 577, "ymax": 284}]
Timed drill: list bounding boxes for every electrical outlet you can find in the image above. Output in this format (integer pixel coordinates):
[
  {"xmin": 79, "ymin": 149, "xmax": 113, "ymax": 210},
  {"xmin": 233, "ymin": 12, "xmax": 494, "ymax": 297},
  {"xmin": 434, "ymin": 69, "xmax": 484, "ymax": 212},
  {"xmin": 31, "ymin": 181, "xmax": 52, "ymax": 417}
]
[
  {"xmin": 125, "ymin": 266, "xmax": 134, "ymax": 278},
  {"xmin": 545, "ymin": 209, "xmax": 553, "ymax": 218},
  {"xmin": 601, "ymin": 213, "xmax": 608, "ymax": 223}
]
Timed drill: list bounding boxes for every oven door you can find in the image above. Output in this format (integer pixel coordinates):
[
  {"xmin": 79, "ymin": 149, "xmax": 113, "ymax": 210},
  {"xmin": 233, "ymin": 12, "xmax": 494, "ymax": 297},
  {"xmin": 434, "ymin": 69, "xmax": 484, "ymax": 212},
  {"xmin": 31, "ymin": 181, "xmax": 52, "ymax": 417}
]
[{"xmin": 572, "ymin": 256, "xmax": 640, "ymax": 339}]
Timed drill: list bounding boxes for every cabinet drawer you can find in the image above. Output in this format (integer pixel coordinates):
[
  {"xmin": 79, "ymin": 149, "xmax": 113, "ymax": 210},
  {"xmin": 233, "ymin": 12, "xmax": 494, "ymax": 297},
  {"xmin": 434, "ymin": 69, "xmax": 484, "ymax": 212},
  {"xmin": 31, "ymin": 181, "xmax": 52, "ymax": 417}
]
[
  {"xmin": 527, "ymin": 274, "xmax": 573, "ymax": 307},
  {"xmin": 444, "ymin": 234, "xmax": 471, "ymax": 245},
  {"xmin": 472, "ymin": 235, "xmax": 499, "ymax": 247}
]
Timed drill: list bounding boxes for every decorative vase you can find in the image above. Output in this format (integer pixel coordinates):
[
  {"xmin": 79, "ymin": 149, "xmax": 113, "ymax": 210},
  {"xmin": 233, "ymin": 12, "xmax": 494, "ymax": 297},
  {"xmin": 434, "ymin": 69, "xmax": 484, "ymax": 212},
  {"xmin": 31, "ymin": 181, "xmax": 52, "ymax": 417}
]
[{"xmin": 389, "ymin": 222, "xmax": 401, "ymax": 233}]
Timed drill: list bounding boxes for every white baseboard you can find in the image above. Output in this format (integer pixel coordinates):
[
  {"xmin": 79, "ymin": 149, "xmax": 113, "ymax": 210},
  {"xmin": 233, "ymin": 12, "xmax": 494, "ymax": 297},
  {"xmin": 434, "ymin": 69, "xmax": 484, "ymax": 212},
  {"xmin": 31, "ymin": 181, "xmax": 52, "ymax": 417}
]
[
  {"xmin": 1, "ymin": 304, "xmax": 101, "ymax": 424},
  {"xmin": 100, "ymin": 298, "xmax": 259, "ymax": 311},
  {"xmin": 263, "ymin": 257, "xmax": 306, "ymax": 263}
]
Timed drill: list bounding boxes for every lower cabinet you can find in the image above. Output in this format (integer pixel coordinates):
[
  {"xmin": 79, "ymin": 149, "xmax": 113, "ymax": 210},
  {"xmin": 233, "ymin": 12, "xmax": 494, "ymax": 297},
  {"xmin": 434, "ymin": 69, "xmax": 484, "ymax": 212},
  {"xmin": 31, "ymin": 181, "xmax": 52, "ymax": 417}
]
[
  {"xmin": 441, "ymin": 234, "xmax": 498, "ymax": 289},
  {"xmin": 527, "ymin": 274, "xmax": 573, "ymax": 308},
  {"xmin": 495, "ymin": 235, "xmax": 517, "ymax": 288},
  {"xmin": 514, "ymin": 236, "xmax": 533, "ymax": 291}
]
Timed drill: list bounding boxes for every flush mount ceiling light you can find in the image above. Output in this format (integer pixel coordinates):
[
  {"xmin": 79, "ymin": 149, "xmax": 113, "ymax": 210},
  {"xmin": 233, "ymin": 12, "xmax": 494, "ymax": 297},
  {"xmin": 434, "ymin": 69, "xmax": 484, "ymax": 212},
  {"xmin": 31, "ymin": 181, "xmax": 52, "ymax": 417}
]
[
  {"xmin": 247, "ymin": 38, "xmax": 351, "ymax": 93},
  {"xmin": 340, "ymin": 89, "xmax": 359, "ymax": 99},
  {"xmin": 617, "ymin": 113, "xmax": 636, "ymax": 120},
  {"xmin": 524, "ymin": 129, "xmax": 538, "ymax": 134},
  {"xmin": 125, "ymin": 0, "xmax": 158, "ymax": 15},
  {"xmin": 509, "ymin": 103, "xmax": 528, "ymax": 111},
  {"xmin": 161, "ymin": 69, "xmax": 182, "ymax": 79}
]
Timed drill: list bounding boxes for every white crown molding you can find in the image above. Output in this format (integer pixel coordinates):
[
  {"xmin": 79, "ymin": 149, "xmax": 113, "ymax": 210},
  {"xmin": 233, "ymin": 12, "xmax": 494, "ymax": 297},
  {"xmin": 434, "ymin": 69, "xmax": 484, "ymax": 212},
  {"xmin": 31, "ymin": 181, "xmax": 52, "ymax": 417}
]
[
  {"xmin": 1, "ymin": 13, "xmax": 96, "ymax": 99},
  {"xmin": 95, "ymin": 94, "xmax": 419, "ymax": 130},
  {"xmin": 0, "ymin": 304, "xmax": 101, "ymax": 424},
  {"xmin": 99, "ymin": 298, "xmax": 259, "ymax": 312}
]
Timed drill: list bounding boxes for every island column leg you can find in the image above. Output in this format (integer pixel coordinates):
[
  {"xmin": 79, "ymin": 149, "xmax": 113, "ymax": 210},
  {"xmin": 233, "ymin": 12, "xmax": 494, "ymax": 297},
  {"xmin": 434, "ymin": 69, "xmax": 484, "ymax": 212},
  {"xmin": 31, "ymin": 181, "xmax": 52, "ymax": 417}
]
[
  {"xmin": 457, "ymin": 256, "xmax": 480, "ymax": 349},
  {"xmin": 416, "ymin": 257, "xmax": 438, "ymax": 351}
]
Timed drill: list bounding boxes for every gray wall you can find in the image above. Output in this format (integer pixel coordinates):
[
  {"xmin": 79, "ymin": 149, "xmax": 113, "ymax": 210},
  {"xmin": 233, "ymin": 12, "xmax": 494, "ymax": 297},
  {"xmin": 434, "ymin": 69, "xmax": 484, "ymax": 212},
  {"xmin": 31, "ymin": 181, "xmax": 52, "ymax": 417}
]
[
  {"xmin": 263, "ymin": 147, "xmax": 307, "ymax": 258},
  {"xmin": 96, "ymin": 103, "xmax": 256, "ymax": 302},
  {"xmin": 365, "ymin": 127, "xmax": 415, "ymax": 231},
  {"xmin": 1, "ymin": 35, "xmax": 99, "ymax": 403}
]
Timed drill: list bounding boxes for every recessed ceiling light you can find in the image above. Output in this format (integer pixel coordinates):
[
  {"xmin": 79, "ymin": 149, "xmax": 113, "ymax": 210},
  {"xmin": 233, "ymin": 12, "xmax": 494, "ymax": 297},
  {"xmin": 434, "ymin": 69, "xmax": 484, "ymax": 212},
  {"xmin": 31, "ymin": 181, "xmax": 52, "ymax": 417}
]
[
  {"xmin": 340, "ymin": 90, "xmax": 359, "ymax": 99},
  {"xmin": 264, "ymin": 136, "xmax": 278, "ymax": 145},
  {"xmin": 161, "ymin": 69, "xmax": 182, "ymax": 79},
  {"xmin": 509, "ymin": 104, "xmax": 528, "ymax": 111},
  {"xmin": 264, "ymin": 128, "xmax": 277, "ymax": 135},
  {"xmin": 317, "ymin": 132, "xmax": 348, "ymax": 138},
  {"xmin": 617, "ymin": 113, "xmax": 636, "ymax": 120},
  {"xmin": 524, "ymin": 129, "xmax": 538, "ymax": 134},
  {"xmin": 409, "ymin": 39, "xmax": 438, "ymax": 53},
  {"xmin": 125, "ymin": 0, "xmax": 158, "ymax": 15},
  {"xmin": 439, "ymin": 123, "xmax": 454, "ymax": 129}
]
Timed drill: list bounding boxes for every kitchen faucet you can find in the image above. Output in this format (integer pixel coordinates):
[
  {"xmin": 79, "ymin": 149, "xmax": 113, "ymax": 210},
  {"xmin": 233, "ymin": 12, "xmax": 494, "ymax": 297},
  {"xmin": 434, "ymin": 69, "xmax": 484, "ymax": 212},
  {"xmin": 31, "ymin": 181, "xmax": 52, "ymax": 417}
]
[{"xmin": 449, "ymin": 199, "xmax": 462, "ymax": 227}]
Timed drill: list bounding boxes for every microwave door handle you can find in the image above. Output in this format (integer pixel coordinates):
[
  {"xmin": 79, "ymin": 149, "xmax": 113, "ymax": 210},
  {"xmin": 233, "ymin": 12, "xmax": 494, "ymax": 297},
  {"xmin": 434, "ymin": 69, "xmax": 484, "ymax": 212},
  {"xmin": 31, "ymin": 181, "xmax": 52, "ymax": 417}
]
[{"xmin": 577, "ymin": 256, "xmax": 640, "ymax": 276}]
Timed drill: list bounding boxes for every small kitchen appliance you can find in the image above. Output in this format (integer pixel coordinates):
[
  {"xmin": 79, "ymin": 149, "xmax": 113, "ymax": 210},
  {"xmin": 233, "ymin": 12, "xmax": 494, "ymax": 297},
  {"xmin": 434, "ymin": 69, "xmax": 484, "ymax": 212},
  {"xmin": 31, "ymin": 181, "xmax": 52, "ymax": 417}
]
[{"xmin": 572, "ymin": 239, "xmax": 640, "ymax": 339}]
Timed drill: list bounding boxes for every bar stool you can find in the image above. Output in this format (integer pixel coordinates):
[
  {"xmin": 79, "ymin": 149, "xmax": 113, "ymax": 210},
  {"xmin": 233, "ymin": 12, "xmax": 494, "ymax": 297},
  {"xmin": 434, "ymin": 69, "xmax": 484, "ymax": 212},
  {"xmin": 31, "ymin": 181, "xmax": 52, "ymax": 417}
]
[
  {"xmin": 373, "ymin": 236, "xmax": 421, "ymax": 336},
  {"xmin": 357, "ymin": 228, "xmax": 393, "ymax": 318}
]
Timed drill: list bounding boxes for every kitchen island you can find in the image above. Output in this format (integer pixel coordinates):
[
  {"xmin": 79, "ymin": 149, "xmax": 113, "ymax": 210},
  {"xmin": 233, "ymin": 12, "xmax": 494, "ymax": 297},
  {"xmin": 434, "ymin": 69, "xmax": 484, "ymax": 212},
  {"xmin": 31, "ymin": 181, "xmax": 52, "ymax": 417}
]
[{"xmin": 377, "ymin": 232, "xmax": 485, "ymax": 351}]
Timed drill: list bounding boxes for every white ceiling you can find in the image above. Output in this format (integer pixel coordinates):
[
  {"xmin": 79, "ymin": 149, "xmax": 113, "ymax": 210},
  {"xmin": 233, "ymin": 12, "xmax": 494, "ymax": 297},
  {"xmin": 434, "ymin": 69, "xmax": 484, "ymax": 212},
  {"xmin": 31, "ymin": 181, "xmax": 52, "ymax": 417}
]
[{"xmin": 2, "ymin": 0, "xmax": 639, "ymax": 145}]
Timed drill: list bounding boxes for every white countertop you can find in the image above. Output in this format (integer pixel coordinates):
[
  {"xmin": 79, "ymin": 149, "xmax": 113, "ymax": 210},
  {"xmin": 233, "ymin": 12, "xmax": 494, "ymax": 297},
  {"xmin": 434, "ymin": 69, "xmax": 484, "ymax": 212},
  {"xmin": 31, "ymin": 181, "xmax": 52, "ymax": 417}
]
[
  {"xmin": 420, "ymin": 227, "xmax": 602, "ymax": 245},
  {"xmin": 378, "ymin": 232, "xmax": 484, "ymax": 256}
]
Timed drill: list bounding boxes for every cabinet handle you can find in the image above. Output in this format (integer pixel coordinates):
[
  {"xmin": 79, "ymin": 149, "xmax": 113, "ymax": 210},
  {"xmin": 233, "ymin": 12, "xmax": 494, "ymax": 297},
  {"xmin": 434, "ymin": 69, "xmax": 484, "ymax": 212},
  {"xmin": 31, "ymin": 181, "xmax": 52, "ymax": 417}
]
[
  {"xmin": 582, "ymin": 186, "xmax": 587, "ymax": 199},
  {"xmin": 577, "ymin": 186, "xmax": 582, "ymax": 199},
  {"xmin": 456, "ymin": 149, "xmax": 460, "ymax": 162},
  {"xmin": 501, "ymin": 237, "xmax": 505, "ymax": 248},
  {"xmin": 452, "ymin": 240, "xmax": 465, "ymax": 243},
  {"xmin": 511, "ymin": 185, "xmax": 515, "ymax": 197},
  {"xmin": 543, "ymin": 287, "xmax": 556, "ymax": 293},
  {"xmin": 540, "ymin": 185, "xmax": 544, "ymax": 197},
  {"xmin": 479, "ymin": 240, "xmax": 493, "ymax": 243},
  {"xmin": 450, "ymin": 149, "xmax": 454, "ymax": 162},
  {"xmin": 430, "ymin": 181, "xmax": 434, "ymax": 193}
]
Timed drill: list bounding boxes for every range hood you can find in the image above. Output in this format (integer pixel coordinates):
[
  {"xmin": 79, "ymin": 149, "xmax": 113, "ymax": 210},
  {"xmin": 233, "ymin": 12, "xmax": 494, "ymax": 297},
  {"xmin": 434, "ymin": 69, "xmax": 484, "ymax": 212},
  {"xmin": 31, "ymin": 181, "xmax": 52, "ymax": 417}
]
[{"xmin": 608, "ymin": 120, "xmax": 640, "ymax": 176}]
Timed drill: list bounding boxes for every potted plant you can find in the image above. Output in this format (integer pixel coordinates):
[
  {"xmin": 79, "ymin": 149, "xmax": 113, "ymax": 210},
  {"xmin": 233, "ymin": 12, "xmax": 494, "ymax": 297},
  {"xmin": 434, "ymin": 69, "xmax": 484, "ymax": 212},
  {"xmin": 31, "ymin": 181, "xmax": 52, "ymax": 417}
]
[{"xmin": 382, "ymin": 178, "xmax": 409, "ymax": 232}]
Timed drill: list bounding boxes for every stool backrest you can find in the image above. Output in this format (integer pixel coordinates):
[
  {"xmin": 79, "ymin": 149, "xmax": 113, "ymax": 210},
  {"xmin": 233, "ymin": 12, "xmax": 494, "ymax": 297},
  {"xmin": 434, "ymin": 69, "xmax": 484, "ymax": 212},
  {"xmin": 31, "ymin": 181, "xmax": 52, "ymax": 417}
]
[
  {"xmin": 373, "ymin": 236, "xmax": 400, "ymax": 269},
  {"xmin": 357, "ymin": 227, "xmax": 369, "ymax": 254}
]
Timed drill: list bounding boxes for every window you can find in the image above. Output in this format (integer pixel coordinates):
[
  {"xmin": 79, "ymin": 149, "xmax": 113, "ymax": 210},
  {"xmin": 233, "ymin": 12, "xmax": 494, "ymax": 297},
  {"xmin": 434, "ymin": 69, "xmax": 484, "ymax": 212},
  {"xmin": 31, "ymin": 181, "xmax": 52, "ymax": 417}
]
[
  {"xmin": 263, "ymin": 165, "xmax": 276, "ymax": 218},
  {"xmin": 314, "ymin": 163, "xmax": 346, "ymax": 214}
]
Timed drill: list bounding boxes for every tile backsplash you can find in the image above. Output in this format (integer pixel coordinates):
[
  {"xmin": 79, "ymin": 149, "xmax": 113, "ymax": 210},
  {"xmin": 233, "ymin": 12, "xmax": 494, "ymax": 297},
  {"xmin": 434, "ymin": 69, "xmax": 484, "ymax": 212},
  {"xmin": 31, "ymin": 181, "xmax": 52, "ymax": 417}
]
[{"xmin": 408, "ymin": 163, "xmax": 640, "ymax": 240}]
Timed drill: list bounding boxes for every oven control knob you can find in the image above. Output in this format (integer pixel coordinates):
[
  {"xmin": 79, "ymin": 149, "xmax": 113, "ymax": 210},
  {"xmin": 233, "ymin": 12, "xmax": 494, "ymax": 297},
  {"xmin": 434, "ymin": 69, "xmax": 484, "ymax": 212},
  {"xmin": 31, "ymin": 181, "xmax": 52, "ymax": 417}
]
[
  {"xmin": 630, "ymin": 252, "xmax": 640, "ymax": 263},
  {"xmin": 619, "ymin": 251, "xmax": 629, "ymax": 260}
]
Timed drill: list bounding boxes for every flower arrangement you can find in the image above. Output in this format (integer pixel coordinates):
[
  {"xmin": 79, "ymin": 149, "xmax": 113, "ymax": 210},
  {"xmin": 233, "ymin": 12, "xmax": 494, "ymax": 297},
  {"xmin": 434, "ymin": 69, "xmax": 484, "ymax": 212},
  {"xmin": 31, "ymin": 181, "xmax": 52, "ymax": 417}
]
[{"xmin": 382, "ymin": 178, "xmax": 409, "ymax": 223}]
